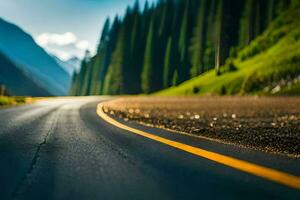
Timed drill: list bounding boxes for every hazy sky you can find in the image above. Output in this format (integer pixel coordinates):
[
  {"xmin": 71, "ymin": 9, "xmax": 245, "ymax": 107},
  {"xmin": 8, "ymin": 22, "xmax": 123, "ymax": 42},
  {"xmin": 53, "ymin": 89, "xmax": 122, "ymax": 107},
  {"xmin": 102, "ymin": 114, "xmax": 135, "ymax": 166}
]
[{"xmin": 0, "ymin": 0, "xmax": 158, "ymax": 60}]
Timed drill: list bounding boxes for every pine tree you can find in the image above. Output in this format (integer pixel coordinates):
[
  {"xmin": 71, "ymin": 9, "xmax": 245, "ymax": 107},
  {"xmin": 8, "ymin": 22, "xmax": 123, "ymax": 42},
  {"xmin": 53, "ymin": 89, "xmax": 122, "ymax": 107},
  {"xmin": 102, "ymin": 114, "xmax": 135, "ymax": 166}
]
[
  {"xmin": 239, "ymin": 0, "xmax": 259, "ymax": 47},
  {"xmin": 215, "ymin": 0, "xmax": 224, "ymax": 75},
  {"xmin": 80, "ymin": 50, "xmax": 92, "ymax": 95},
  {"xmin": 105, "ymin": 27, "xmax": 126, "ymax": 94},
  {"xmin": 90, "ymin": 18, "xmax": 110, "ymax": 95},
  {"xmin": 102, "ymin": 64, "xmax": 113, "ymax": 95},
  {"xmin": 127, "ymin": 0, "xmax": 143, "ymax": 94},
  {"xmin": 172, "ymin": 69, "xmax": 179, "ymax": 86},
  {"xmin": 163, "ymin": 37, "xmax": 173, "ymax": 88},
  {"xmin": 141, "ymin": 19, "xmax": 155, "ymax": 94},
  {"xmin": 267, "ymin": 0, "xmax": 275, "ymax": 24},
  {"xmin": 190, "ymin": 0, "xmax": 208, "ymax": 77},
  {"xmin": 69, "ymin": 72, "xmax": 78, "ymax": 96},
  {"xmin": 74, "ymin": 54, "xmax": 89, "ymax": 95},
  {"xmin": 99, "ymin": 16, "xmax": 121, "ymax": 94},
  {"xmin": 178, "ymin": 0, "xmax": 191, "ymax": 82}
]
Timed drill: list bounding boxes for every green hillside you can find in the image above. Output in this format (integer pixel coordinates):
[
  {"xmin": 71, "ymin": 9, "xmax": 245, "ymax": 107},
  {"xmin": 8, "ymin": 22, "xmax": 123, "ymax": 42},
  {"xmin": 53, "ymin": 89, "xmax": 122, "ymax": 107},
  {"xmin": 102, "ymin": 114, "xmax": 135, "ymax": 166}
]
[
  {"xmin": 70, "ymin": 0, "xmax": 293, "ymax": 96},
  {"xmin": 158, "ymin": 3, "xmax": 300, "ymax": 96}
]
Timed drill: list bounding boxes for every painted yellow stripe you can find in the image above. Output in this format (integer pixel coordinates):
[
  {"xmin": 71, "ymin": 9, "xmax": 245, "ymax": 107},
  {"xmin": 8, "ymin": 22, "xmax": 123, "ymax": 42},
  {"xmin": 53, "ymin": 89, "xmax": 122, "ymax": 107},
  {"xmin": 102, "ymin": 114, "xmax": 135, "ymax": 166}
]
[{"xmin": 97, "ymin": 103, "xmax": 300, "ymax": 190}]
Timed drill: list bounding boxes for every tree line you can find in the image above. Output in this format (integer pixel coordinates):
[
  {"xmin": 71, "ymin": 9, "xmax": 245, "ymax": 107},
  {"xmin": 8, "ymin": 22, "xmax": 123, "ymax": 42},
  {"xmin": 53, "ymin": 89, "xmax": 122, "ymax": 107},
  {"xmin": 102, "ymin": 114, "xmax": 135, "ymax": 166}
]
[{"xmin": 69, "ymin": 0, "xmax": 291, "ymax": 95}]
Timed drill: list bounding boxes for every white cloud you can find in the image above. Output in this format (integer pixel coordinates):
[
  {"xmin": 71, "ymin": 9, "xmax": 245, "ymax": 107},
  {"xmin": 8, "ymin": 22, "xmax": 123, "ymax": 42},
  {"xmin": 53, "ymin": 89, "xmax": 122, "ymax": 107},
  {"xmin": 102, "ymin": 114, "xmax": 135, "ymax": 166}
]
[
  {"xmin": 75, "ymin": 40, "xmax": 90, "ymax": 50},
  {"xmin": 49, "ymin": 49, "xmax": 73, "ymax": 61},
  {"xmin": 35, "ymin": 32, "xmax": 93, "ymax": 61},
  {"xmin": 36, "ymin": 32, "xmax": 77, "ymax": 47}
]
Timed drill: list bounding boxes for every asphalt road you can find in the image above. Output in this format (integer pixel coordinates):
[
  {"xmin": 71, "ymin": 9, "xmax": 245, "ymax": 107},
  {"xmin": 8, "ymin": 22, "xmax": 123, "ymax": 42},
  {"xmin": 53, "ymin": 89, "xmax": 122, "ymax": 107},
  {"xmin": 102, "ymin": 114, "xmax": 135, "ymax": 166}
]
[{"xmin": 0, "ymin": 97, "xmax": 299, "ymax": 200}]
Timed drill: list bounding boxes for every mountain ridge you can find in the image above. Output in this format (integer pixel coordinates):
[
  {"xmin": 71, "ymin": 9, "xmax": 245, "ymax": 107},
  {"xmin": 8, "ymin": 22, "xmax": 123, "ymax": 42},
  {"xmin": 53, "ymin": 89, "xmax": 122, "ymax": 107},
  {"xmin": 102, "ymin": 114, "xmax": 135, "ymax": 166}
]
[
  {"xmin": 53, "ymin": 55, "xmax": 81, "ymax": 76},
  {"xmin": 0, "ymin": 17, "xmax": 71, "ymax": 96},
  {"xmin": 0, "ymin": 50, "xmax": 51, "ymax": 96}
]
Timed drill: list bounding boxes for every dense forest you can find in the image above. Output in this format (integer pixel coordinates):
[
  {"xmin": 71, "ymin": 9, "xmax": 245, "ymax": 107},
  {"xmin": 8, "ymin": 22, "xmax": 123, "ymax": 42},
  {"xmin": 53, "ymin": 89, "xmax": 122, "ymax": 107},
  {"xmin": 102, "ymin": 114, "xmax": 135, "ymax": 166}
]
[{"xmin": 69, "ymin": 0, "xmax": 293, "ymax": 96}]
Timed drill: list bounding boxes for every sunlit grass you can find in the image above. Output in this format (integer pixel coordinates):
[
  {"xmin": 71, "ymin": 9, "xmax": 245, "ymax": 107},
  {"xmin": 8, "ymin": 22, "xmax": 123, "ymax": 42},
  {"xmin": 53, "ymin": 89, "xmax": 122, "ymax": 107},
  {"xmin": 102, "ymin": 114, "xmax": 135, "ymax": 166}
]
[{"xmin": 0, "ymin": 96, "xmax": 28, "ymax": 106}]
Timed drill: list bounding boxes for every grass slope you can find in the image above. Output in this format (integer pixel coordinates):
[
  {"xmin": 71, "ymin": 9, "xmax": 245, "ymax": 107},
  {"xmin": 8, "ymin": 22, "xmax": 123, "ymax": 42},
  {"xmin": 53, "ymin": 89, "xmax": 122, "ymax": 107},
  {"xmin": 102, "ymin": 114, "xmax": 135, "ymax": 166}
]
[{"xmin": 157, "ymin": 3, "xmax": 300, "ymax": 96}]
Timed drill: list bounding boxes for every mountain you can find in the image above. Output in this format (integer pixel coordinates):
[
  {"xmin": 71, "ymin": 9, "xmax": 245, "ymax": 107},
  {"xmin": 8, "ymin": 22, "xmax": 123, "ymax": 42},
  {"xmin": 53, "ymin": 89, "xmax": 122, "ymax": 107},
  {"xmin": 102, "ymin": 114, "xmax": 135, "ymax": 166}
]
[
  {"xmin": 53, "ymin": 56, "xmax": 81, "ymax": 76},
  {"xmin": 158, "ymin": 3, "xmax": 300, "ymax": 96},
  {"xmin": 0, "ymin": 18, "xmax": 71, "ymax": 96},
  {"xmin": 0, "ymin": 51, "xmax": 51, "ymax": 96}
]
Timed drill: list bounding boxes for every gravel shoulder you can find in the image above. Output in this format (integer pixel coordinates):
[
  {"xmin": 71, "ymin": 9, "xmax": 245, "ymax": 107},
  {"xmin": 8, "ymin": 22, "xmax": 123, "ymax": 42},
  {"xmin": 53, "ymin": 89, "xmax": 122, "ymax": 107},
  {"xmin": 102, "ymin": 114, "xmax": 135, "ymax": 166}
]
[{"xmin": 101, "ymin": 96, "xmax": 300, "ymax": 157}]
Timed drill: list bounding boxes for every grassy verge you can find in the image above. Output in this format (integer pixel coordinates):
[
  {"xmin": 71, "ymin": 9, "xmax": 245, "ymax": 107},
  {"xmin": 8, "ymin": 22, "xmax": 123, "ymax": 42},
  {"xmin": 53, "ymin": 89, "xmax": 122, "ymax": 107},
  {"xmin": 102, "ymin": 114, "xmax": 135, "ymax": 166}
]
[{"xmin": 0, "ymin": 96, "xmax": 34, "ymax": 107}]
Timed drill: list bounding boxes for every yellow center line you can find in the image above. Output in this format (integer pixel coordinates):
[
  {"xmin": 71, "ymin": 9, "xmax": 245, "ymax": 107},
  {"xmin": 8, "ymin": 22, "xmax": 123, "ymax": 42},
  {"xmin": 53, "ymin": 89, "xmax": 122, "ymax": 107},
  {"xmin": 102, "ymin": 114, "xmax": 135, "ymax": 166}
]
[{"xmin": 96, "ymin": 103, "xmax": 300, "ymax": 190}]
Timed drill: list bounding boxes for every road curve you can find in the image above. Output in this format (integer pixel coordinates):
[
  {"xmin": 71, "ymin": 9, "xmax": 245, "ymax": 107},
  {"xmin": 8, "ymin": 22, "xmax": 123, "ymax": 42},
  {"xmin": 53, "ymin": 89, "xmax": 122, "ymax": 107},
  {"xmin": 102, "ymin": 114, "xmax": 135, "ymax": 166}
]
[{"xmin": 0, "ymin": 97, "xmax": 299, "ymax": 200}]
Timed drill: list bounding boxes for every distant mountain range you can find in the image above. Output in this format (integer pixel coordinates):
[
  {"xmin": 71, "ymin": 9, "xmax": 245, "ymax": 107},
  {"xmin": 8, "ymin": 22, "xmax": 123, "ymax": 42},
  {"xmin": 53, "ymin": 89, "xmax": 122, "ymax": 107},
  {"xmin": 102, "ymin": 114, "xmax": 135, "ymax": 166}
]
[
  {"xmin": 0, "ymin": 18, "xmax": 71, "ymax": 96},
  {"xmin": 53, "ymin": 56, "xmax": 81, "ymax": 76},
  {"xmin": 0, "ymin": 51, "xmax": 51, "ymax": 96}
]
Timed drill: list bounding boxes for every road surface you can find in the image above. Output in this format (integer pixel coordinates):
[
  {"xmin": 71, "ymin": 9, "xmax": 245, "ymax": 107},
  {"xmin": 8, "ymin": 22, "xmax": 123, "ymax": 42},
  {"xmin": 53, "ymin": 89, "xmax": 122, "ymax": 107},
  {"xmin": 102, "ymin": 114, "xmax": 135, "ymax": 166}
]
[{"xmin": 0, "ymin": 97, "xmax": 299, "ymax": 200}]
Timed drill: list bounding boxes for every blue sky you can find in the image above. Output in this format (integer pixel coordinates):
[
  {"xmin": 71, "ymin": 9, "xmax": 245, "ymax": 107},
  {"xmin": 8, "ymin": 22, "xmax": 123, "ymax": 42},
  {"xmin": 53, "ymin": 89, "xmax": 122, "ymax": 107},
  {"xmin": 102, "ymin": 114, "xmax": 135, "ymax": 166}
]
[{"xmin": 0, "ymin": 0, "xmax": 157, "ymax": 60}]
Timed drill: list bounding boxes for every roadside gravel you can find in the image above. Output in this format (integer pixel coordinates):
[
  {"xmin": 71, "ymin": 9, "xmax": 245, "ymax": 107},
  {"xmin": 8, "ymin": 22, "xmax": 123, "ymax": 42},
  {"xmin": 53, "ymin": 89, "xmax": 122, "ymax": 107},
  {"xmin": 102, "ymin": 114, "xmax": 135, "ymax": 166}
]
[{"xmin": 102, "ymin": 97, "xmax": 300, "ymax": 157}]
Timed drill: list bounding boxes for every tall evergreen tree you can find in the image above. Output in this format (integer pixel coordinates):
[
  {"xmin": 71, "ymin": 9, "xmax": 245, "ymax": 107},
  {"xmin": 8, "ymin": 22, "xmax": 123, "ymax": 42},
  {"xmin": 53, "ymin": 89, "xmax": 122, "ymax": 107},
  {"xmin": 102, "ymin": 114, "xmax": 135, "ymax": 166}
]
[
  {"xmin": 141, "ymin": 19, "xmax": 156, "ymax": 94},
  {"xmin": 190, "ymin": 0, "xmax": 208, "ymax": 77},
  {"xmin": 215, "ymin": 0, "xmax": 225, "ymax": 75},
  {"xmin": 163, "ymin": 37, "xmax": 174, "ymax": 88},
  {"xmin": 127, "ymin": 0, "xmax": 144, "ymax": 94},
  {"xmin": 90, "ymin": 18, "xmax": 111, "ymax": 95},
  {"xmin": 178, "ymin": 0, "xmax": 191, "ymax": 82},
  {"xmin": 172, "ymin": 69, "xmax": 179, "ymax": 86},
  {"xmin": 69, "ymin": 72, "xmax": 78, "ymax": 95},
  {"xmin": 104, "ymin": 26, "xmax": 126, "ymax": 94},
  {"xmin": 80, "ymin": 50, "xmax": 92, "ymax": 95},
  {"xmin": 98, "ymin": 16, "xmax": 121, "ymax": 94}
]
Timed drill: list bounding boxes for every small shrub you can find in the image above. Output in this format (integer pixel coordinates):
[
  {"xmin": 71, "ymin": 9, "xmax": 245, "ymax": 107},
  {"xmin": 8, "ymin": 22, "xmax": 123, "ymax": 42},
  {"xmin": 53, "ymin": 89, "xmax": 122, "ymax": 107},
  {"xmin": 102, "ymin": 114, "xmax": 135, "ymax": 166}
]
[
  {"xmin": 193, "ymin": 86, "xmax": 200, "ymax": 94},
  {"xmin": 226, "ymin": 60, "xmax": 238, "ymax": 72},
  {"xmin": 220, "ymin": 85, "xmax": 227, "ymax": 95},
  {"xmin": 271, "ymin": 30, "xmax": 286, "ymax": 44},
  {"xmin": 272, "ymin": 18, "xmax": 285, "ymax": 29},
  {"xmin": 242, "ymin": 72, "xmax": 265, "ymax": 93},
  {"xmin": 221, "ymin": 59, "xmax": 238, "ymax": 74},
  {"xmin": 0, "ymin": 96, "xmax": 13, "ymax": 106},
  {"xmin": 238, "ymin": 30, "xmax": 286, "ymax": 61},
  {"xmin": 15, "ymin": 97, "xmax": 26, "ymax": 103},
  {"xmin": 293, "ymin": 31, "xmax": 300, "ymax": 41}
]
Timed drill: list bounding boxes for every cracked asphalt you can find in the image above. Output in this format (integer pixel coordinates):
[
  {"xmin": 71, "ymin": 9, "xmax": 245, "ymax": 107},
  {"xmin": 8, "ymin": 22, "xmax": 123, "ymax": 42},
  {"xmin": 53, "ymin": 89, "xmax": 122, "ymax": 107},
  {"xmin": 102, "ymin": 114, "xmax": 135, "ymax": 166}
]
[{"xmin": 0, "ymin": 97, "xmax": 300, "ymax": 200}]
